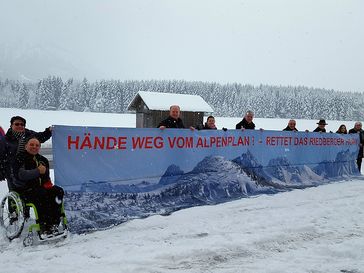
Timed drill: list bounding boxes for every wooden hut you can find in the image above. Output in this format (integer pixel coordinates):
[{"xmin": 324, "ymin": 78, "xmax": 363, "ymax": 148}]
[{"xmin": 127, "ymin": 91, "xmax": 214, "ymax": 128}]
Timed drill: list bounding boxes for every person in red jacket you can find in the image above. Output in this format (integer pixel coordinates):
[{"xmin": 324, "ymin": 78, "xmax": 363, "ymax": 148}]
[{"xmin": 0, "ymin": 126, "xmax": 5, "ymax": 137}]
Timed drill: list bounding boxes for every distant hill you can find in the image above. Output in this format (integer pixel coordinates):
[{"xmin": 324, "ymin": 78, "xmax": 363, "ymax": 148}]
[
  {"xmin": 0, "ymin": 42, "xmax": 98, "ymax": 81},
  {"xmin": 1, "ymin": 76, "xmax": 364, "ymax": 121}
]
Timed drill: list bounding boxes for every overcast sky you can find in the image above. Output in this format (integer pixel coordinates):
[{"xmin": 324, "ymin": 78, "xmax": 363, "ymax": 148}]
[{"xmin": 0, "ymin": 0, "xmax": 363, "ymax": 92}]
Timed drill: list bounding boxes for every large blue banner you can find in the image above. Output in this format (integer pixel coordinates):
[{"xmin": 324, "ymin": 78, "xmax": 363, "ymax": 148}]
[{"xmin": 53, "ymin": 125, "xmax": 360, "ymax": 233}]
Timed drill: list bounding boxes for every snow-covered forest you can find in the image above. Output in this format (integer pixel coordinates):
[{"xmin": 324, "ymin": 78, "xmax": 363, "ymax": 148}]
[{"xmin": 0, "ymin": 76, "xmax": 363, "ymax": 120}]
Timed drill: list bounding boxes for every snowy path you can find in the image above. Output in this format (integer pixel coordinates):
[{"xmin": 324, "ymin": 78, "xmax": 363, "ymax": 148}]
[{"xmin": 1, "ymin": 179, "xmax": 364, "ymax": 273}]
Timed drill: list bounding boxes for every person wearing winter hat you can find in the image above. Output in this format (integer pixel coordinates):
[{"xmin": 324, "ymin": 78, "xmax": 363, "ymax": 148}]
[
  {"xmin": 313, "ymin": 119, "xmax": 328, "ymax": 133},
  {"xmin": 0, "ymin": 116, "xmax": 52, "ymax": 188}
]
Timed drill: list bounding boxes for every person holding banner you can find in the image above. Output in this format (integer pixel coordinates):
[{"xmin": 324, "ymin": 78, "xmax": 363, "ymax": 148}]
[
  {"xmin": 336, "ymin": 124, "xmax": 347, "ymax": 134},
  {"xmin": 236, "ymin": 110, "xmax": 255, "ymax": 130},
  {"xmin": 283, "ymin": 120, "xmax": 298, "ymax": 132},
  {"xmin": 0, "ymin": 116, "xmax": 52, "ymax": 190},
  {"xmin": 349, "ymin": 122, "xmax": 364, "ymax": 172},
  {"xmin": 196, "ymin": 116, "xmax": 218, "ymax": 130},
  {"xmin": 313, "ymin": 119, "xmax": 328, "ymax": 133},
  {"xmin": 158, "ymin": 105, "xmax": 185, "ymax": 129},
  {"xmin": 12, "ymin": 137, "xmax": 64, "ymax": 237}
]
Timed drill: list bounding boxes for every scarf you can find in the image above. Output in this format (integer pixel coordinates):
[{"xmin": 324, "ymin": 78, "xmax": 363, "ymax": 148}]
[
  {"xmin": 11, "ymin": 129, "xmax": 25, "ymax": 140},
  {"xmin": 11, "ymin": 129, "xmax": 26, "ymax": 153}
]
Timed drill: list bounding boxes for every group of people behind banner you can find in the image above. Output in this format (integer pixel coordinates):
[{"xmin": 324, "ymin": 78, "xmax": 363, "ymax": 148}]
[
  {"xmin": 0, "ymin": 109, "xmax": 363, "ymax": 231},
  {"xmin": 157, "ymin": 105, "xmax": 364, "ymax": 172}
]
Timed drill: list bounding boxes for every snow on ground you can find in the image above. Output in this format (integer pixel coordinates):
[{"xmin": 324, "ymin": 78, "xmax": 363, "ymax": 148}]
[
  {"xmin": 1, "ymin": 107, "xmax": 364, "ymax": 272},
  {"xmin": 1, "ymin": 178, "xmax": 364, "ymax": 273}
]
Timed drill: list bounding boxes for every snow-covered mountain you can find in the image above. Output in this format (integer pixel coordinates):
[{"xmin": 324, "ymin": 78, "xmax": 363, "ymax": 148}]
[
  {"xmin": 0, "ymin": 42, "xmax": 98, "ymax": 81},
  {"xmin": 65, "ymin": 150, "xmax": 360, "ymax": 234}
]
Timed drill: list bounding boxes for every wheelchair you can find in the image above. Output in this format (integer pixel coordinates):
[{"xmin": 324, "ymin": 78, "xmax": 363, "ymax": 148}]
[{"xmin": 0, "ymin": 191, "xmax": 68, "ymax": 246}]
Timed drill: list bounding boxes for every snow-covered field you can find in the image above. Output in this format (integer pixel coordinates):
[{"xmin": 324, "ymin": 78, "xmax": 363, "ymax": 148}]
[
  {"xmin": 1, "ymin": 107, "xmax": 364, "ymax": 273},
  {"xmin": 1, "ymin": 179, "xmax": 364, "ymax": 273}
]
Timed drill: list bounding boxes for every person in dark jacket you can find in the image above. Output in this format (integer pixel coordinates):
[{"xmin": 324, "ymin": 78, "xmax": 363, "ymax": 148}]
[
  {"xmin": 196, "ymin": 116, "xmax": 218, "ymax": 130},
  {"xmin": 283, "ymin": 120, "xmax": 298, "ymax": 131},
  {"xmin": 158, "ymin": 105, "xmax": 185, "ymax": 129},
  {"xmin": 13, "ymin": 137, "xmax": 64, "ymax": 235},
  {"xmin": 313, "ymin": 119, "xmax": 327, "ymax": 133},
  {"xmin": 236, "ymin": 110, "xmax": 255, "ymax": 130},
  {"xmin": 0, "ymin": 116, "xmax": 52, "ymax": 188},
  {"xmin": 349, "ymin": 122, "xmax": 364, "ymax": 172},
  {"xmin": 336, "ymin": 124, "xmax": 347, "ymax": 134}
]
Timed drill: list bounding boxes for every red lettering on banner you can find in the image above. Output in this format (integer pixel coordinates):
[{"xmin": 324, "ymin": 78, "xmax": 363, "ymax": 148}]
[
  {"xmin": 346, "ymin": 138, "xmax": 358, "ymax": 145},
  {"xmin": 294, "ymin": 137, "xmax": 308, "ymax": 145},
  {"xmin": 94, "ymin": 137, "xmax": 105, "ymax": 149},
  {"xmin": 118, "ymin": 137, "xmax": 127, "ymax": 149},
  {"xmin": 66, "ymin": 132, "xmax": 356, "ymax": 151},
  {"xmin": 132, "ymin": 136, "xmax": 164, "ymax": 149},
  {"xmin": 68, "ymin": 134, "xmax": 128, "ymax": 150},
  {"xmin": 237, "ymin": 137, "xmax": 244, "ymax": 146},
  {"xmin": 196, "ymin": 137, "xmax": 204, "ymax": 148},
  {"xmin": 168, "ymin": 137, "xmax": 193, "ymax": 148},
  {"xmin": 266, "ymin": 136, "xmax": 292, "ymax": 146},
  {"xmin": 154, "ymin": 136, "xmax": 164, "ymax": 149},
  {"xmin": 195, "ymin": 136, "xmax": 250, "ymax": 148},
  {"xmin": 237, "ymin": 136, "xmax": 250, "ymax": 146},
  {"xmin": 106, "ymin": 137, "xmax": 117, "ymax": 149},
  {"xmin": 308, "ymin": 137, "xmax": 346, "ymax": 146},
  {"xmin": 145, "ymin": 137, "xmax": 153, "ymax": 149},
  {"xmin": 203, "ymin": 137, "xmax": 210, "ymax": 147},
  {"xmin": 80, "ymin": 133, "xmax": 92, "ymax": 149},
  {"xmin": 210, "ymin": 137, "xmax": 216, "ymax": 147},
  {"xmin": 132, "ymin": 137, "xmax": 145, "ymax": 149},
  {"xmin": 230, "ymin": 136, "xmax": 235, "ymax": 145},
  {"xmin": 68, "ymin": 135, "xmax": 80, "ymax": 149}
]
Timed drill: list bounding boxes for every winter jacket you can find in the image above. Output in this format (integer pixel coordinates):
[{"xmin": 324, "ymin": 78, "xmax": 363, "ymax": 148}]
[
  {"xmin": 0, "ymin": 127, "xmax": 51, "ymax": 185},
  {"xmin": 157, "ymin": 116, "xmax": 185, "ymax": 128},
  {"xmin": 313, "ymin": 127, "xmax": 326, "ymax": 133},
  {"xmin": 349, "ymin": 128, "xmax": 364, "ymax": 159},
  {"xmin": 235, "ymin": 118, "xmax": 255, "ymax": 130},
  {"xmin": 283, "ymin": 126, "xmax": 298, "ymax": 132},
  {"xmin": 195, "ymin": 123, "xmax": 217, "ymax": 130},
  {"xmin": 11, "ymin": 152, "xmax": 50, "ymax": 192}
]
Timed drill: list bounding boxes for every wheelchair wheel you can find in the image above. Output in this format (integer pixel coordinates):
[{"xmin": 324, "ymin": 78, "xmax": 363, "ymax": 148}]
[{"xmin": 0, "ymin": 192, "xmax": 26, "ymax": 240}]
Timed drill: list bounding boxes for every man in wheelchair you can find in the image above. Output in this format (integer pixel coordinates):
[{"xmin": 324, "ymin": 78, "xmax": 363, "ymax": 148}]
[{"xmin": 11, "ymin": 136, "xmax": 65, "ymax": 238}]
